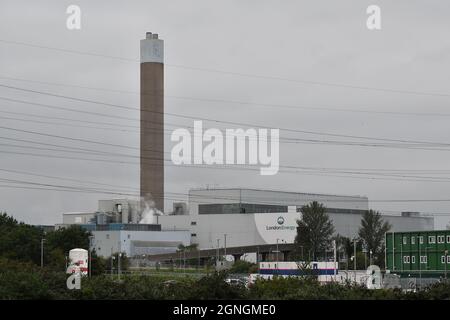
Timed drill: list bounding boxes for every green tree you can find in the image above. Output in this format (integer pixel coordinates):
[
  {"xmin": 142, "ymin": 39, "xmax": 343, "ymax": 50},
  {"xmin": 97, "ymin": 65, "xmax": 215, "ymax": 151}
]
[
  {"xmin": 229, "ymin": 260, "xmax": 257, "ymax": 274},
  {"xmin": 0, "ymin": 212, "xmax": 43, "ymax": 264},
  {"xmin": 90, "ymin": 250, "xmax": 107, "ymax": 276},
  {"xmin": 45, "ymin": 225, "xmax": 90, "ymax": 254},
  {"xmin": 295, "ymin": 201, "xmax": 335, "ymax": 260},
  {"xmin": 358, "ymin": 210, "xmax": 391, "ymax": 266}
]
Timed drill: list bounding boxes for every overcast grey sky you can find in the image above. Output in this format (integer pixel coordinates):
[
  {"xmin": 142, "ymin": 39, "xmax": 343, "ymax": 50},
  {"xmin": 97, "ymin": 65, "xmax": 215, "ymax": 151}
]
[{"xmin": 0, "ymin": 0, "xmax": 450, "ymax": 228}]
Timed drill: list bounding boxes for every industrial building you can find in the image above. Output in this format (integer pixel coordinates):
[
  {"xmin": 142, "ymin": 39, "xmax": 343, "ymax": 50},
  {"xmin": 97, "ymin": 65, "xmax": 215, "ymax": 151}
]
[
  {"xmin": 386, "ymin": 230, "xmax": 450, "ymax": 278},
  {"xmin": 59, "ymin": 188, "xmax": 435, "ymax": 260},
  {"xmin": 158, "ymin": 188, "xmax": 435, "ymax": 251},
  {"xmin": 59, "ymin": 199, "xmax": 190, "ymax": 258},
  {"xmin": 57, "ymin": 33, "xmax": 436, "ymax": 262}
]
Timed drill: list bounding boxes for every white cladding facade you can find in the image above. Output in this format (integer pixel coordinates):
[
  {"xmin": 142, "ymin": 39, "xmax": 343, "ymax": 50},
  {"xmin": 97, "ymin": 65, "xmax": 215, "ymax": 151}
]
[{"xmin": 160, "ymin": 211, "xmax": 434, "ymax": 250}]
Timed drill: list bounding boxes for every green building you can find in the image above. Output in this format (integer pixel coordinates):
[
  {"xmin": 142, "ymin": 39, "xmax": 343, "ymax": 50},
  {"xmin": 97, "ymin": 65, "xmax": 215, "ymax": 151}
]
[{"xmin": 386, "ymin": 230, "xmax": 450, "ymax": 278}]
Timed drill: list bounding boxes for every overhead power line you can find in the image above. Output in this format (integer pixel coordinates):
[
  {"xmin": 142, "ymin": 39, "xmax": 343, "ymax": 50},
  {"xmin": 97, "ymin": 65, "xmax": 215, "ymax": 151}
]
[
  {"xmin": 1, "ymin": 39, "xmax": 450, "ymax": 98},
  {"xmin": 2, "ymin": 75, "xmax": 450, "ymax": 118},
  {"xmin": 2, "ymin": 83, "xmax": 450, "ymax": 148}
]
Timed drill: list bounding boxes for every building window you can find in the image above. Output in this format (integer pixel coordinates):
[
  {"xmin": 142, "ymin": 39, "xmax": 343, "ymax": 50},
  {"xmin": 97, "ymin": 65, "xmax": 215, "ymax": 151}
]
[
  {"xmin": 411, "ymin": 256, "xmax": 415, "ymax": 264},
  {"xmin": 403, "ymin": 256, "xmax": 410, "ymax": 263},
  {"xmin": 190, "ymin": 221, "xmax": 197, "ymax": 226},
  {"xmin": 438, "ymin": 235, "xmax": 445, "ymax": 244},
  {"xmin": 428, "ymin": 236, "xmax": 436, "ymax": 244},
  {"xmin": 411, "ymin": 237, "xmax": 415, "ymax": 245},
  {"xmin": 419, "ymin": 236, "xmax": 424, "ymax": 244},
  {"xmin": 191, "ymin": 233, "xmax": 197, "ymax": 237},
  {"xmin": 447, "ymin": 256, "xmax": 450, "ymax": 263},
  {"xmin": 447, "ymin": 235, "xmax": 450, "ymax": 243},
  {"xmin": 420, "ymin": 256, "xmax": 427, "ymax": 264},
  {"xmin": 403, "ymin": 236, "xmax": 407, "ymax": 245},
  {"xmin": 442, "ymin": 256, "xmax": 446, "ymax": 264}
]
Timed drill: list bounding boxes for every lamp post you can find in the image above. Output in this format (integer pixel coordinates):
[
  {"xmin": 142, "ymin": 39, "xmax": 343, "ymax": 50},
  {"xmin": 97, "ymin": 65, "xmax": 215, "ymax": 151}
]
[
  {"xmin": 419, "ymin": 240, "xmax": 421, "ymax": 285},
  {"xmin": 40, "ymin": 238, "xmax": 46, "ymax": 268},
  {"xmin": 118, "ymin": 252, "xmax": 122, "ymax": 281},
  {"xmin": 88, "ymin": 235, "xmax": 94, "ymax": 277},
  {"xmin": 352, "ymin": 238, "xmax": 358, "ymax": 283},
  {"xmin": 333, "ymin": 240, "xmax": 337, "ymax": 278},
  {"xmin": 276, "ymin": 239, "xmax": 280, "ymax": 266},
  {"xmin": 444, "ymin": 250, "xmax": 448, "ymax": 281},
  {"xmin": 369, "ymin": 250, "xmax": 373, "ymax": 266},
  {"xmin": 110, "ymin": 247, "xmax": 114, "ymax": 277},
  {"xmin": 224, "ymin": 234, "xmax": 227, "ymax": 258},
  {"xmin": 216, "ymin": 239, "xmax": 220, "ymax": 263}
]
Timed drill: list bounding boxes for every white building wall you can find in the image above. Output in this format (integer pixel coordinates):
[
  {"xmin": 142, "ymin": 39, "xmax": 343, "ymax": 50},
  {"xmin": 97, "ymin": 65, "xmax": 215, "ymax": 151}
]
[
  {"xmin": 159, "ymin": 211, "xmax": 434, "ymax": 250},
  {"xmin": 91, "ymin": 230, "xmax": 190, "ymax": 258}
]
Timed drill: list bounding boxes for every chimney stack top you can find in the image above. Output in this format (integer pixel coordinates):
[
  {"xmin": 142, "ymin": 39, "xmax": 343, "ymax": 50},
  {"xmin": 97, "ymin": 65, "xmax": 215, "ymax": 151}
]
[{"xmin": 146, "ymin": 32, "xmax": 159, "ymax": 39}]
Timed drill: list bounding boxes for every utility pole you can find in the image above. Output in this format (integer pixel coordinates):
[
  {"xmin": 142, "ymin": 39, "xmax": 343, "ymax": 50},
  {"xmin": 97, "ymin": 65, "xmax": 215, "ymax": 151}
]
[
  {"xmin": 117, "ymin": 241, "xmax": 121, "ymax": 280},
  {"xmin": 445, "ymin": 250, "xmax": 448, "ymax": 281},
  {"xmin": 224, "ymin": 234, "xmax": 227, "ymax": 258},
  {"xmin": 276, "ymin": 239, "xmax": 280, "ymax": 274},
  {"xmin": 419, "ymin": 242, "xmax": 422, "ymax": 288},
  {"xmin": 353, "ymin": 238, "xmax": 357, "ymax": 283},
  {"xmin": 333, "ymin": 240, "xmax": 337, "ymax": 278},
  {"xmin": 216, "ymin": 239, "xmax": 220, "ymax": 263},
  {"xmin": 40, "ymin": 238, "xmax": 45, "ymax": 268},
  {"xmin": 118, "ymin": 253, "xmax": 121, "ymax": 281},
  {"xmin": 110, "ymin": 247, "xmax": 114, "ymax": 277}
]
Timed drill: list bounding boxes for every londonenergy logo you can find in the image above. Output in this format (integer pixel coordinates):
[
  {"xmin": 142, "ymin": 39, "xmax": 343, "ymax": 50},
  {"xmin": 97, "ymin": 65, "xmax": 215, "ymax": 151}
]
[
  {"xmin": 266, "ymin": 216, "xmax": 296, "ymax": 231},
  {"xmin": 171, "ymin": 120, "xmax": 280, "ymax": 175}
]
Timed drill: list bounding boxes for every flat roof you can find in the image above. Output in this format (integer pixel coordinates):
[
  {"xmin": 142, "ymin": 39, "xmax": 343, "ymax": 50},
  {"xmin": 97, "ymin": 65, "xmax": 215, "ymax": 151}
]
[
  {"xmin": 189, "ymin": 187, "xmax": 368, "ymax": 199},
  {"xmin": 63, "ymin": 212, "xmax": 95, "ymax": 215}
]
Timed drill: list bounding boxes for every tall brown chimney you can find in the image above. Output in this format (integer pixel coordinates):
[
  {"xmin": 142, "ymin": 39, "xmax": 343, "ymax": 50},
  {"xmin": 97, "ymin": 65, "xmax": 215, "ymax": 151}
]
[{"xmin": 140, "ymin": 32, "xmax": 164, "ymax": 211}]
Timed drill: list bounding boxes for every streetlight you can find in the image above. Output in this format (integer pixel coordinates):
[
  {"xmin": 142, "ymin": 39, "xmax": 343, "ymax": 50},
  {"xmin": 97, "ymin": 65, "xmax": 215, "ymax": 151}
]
[
  {"xmin": 40, "ymin": 238, "xmax": 46, "ymax": 268},
  {"xmin": 118, "ymin": 252, "xmax": 122, "ymax": 281},
  {"xmin": 369, "ymin": 250, "xmax": 373, "ymax": 266},
  {"xmin": 352, "ymin": 238, "xmax": 358, "ymax": 283},
  {"xmin": 216, "ymin": 239, "xmax": 221, "ymax": 263},
  {"xmin": 444, "ymin": 250, "xmax": 448, "ymax": 281},
  {"xmin": 224, "ymin": 234, "xmax": 227, "ymax": 259},
  {"xmin": 88, "ymin": 235, "xmax": 94, "ymax": 277},
  {"xmin": 110, "ymin": 247, "xmax": 115, "ymax": 277},
  {"xmin": 333, "ymin": 240, "xmax": 337, "ymax": 278},
  {"xmin": 276, "ymin": 239, "xmax": 280, "ymax": 265}
]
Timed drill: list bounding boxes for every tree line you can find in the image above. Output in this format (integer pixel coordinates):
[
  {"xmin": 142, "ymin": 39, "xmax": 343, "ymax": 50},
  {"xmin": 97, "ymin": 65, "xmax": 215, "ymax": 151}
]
[{"xmin": 294, "ymin": 201, "xmax": 391, "ymax": 268}]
